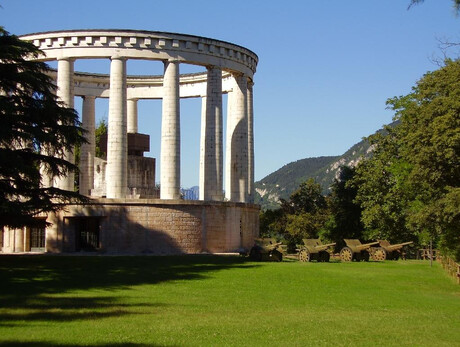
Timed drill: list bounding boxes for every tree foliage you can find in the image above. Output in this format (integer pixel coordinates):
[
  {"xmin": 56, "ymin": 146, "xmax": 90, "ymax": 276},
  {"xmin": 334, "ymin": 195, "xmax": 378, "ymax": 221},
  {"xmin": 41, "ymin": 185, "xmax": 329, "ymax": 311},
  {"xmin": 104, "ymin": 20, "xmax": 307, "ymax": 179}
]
[
  {"xmin": 353, "ymin": 59, "xmax": 460, "ymax": 260},
  {"xmin": 0, "ymin": 27, "xmax": 87, "ymax": 228},
  {"xmin": 95, "ymin": 118, "xmax": 107, "ymax": 159},
  {"xmin": 409, "ymin": 0, "xmax": 460, "ymax": 12},
  {"xmin": 259, "ymin": 178, "xmax": 330, "ymax": 250},
  {"xmin": 321, "ymin": 166, "xmax": 364, "ymax": 252}
]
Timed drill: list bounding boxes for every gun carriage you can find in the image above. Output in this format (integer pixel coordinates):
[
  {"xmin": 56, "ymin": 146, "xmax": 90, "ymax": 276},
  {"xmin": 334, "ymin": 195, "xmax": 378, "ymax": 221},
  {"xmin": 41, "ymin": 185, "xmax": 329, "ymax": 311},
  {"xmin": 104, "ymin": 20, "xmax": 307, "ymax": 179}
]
[
  {"xmin": 340, "ymin": 239, "xmax": 379, "ymax": 262},
  {"xmin": 297, "ymin": 239, "xmax": 335, "ymax": 262},
  {"xmin": 249, "ymin": 238, "xmax": 283, "ymax": 262},
  {"xmin": 374, "ymin": 240, "xmax": 413, "ymax": 261}
]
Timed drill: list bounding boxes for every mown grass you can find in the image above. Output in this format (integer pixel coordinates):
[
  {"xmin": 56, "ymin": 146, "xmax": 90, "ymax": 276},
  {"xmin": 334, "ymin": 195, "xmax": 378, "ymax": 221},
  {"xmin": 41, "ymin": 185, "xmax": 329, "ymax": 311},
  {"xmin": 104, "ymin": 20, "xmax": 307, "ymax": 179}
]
[{"xmin": 0, "ymin": 255, "xmax": 459, "ymax": 346}]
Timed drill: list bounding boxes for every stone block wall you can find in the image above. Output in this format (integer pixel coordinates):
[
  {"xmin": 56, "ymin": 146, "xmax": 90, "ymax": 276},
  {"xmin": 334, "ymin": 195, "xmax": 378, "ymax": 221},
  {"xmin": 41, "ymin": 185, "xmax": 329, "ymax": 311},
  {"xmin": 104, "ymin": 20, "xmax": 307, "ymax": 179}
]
[{"xmin": 36, "ymin": 199, "xmax": 259, "ymax": 255}]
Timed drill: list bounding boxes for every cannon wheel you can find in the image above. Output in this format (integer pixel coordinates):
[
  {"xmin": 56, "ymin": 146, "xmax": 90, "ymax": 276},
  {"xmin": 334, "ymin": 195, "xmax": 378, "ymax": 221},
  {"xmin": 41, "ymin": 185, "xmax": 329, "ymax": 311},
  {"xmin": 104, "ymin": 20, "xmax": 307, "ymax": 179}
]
[
  {"xmin": 249, "ymin": 247, "xmax": 262, "ymax": 261},
  {"xmin": 319, "ymin": 251, "xmax": 330, "ymax": 262},
  {"xmin": 372, "ymin": 248, "xmax": 386, "ymax": 261},
  {"xmin": 340, "ymin": 247, "xmax": 353, "ymax": 262},
  {"xmin": 299, "ymin": 249, "xmax": 310, "ymax": 262}
]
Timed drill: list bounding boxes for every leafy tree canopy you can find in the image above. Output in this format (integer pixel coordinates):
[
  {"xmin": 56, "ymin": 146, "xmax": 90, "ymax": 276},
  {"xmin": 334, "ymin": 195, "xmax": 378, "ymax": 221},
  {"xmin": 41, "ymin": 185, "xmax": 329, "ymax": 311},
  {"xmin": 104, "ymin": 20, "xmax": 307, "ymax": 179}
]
[
  {"xmin": 0, "ymin": 27, "xmax": 87, "ymax": 228},
  {"xmin": 409, "ymin": 0, "xmax": 460, "ymax": 12},
  {"xmin": 353, "ymin": 59, "xmax": 460, "ymax": 260}
]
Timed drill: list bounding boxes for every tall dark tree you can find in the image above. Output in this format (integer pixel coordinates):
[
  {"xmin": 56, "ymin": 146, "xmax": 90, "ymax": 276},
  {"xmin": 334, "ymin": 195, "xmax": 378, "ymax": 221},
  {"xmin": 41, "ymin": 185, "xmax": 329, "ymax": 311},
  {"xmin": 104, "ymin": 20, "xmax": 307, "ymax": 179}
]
[
  {"xmin": 322, "ymin": 166, "xmax": 364, "ymax": 252},
  {"xmin": 0, "ymin": 27, "xmax": 87, "ymax": 228}
]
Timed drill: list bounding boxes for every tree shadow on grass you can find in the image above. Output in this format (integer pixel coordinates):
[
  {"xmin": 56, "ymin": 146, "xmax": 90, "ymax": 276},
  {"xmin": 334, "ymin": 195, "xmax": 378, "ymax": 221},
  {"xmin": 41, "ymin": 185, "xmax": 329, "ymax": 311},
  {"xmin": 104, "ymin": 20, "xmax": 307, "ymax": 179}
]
[
  {"xmin": 0, "ymin": 343, "xmax": 156, "ymax": 347},
  {"xmin": 0, "ymin": 254, "xmax": 258, "ymax": 327}
]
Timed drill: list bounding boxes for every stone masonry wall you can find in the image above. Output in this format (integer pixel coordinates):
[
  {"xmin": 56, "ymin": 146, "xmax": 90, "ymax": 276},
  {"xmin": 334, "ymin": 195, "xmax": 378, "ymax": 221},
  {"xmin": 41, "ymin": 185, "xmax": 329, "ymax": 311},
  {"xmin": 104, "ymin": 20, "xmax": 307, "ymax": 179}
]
[{"xmin": 40, "ymin": 199, "xmax": 259, "ymax": 255}]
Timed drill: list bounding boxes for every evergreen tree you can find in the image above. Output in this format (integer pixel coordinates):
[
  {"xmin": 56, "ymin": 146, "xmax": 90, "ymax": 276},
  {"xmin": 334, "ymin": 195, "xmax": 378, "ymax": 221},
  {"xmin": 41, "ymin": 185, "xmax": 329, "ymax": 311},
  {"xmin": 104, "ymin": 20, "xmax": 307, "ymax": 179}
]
[{"xmin": 0, "ymin": 27, "xmax": 87, "ymax": 228}]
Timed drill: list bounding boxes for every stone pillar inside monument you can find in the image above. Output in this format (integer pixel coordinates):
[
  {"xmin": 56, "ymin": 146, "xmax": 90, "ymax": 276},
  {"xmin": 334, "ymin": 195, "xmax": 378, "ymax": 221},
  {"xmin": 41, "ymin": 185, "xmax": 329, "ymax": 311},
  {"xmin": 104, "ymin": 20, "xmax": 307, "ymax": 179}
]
[
  {"xmin": 79, "ymin": 95, "xmax": 96, "ymax": 196},
  {"xmin": 127, "ymin": 98, "xmax": 138, "ymax": 134}
]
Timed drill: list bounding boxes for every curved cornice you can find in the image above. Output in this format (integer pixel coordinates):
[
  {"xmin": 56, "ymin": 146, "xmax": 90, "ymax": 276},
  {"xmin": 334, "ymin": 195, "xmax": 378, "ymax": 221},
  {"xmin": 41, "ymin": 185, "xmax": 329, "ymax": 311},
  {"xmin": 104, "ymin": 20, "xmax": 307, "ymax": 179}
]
[{"xmin": 20, "ymin": 29, "xmax": 258, "ymax": 77}]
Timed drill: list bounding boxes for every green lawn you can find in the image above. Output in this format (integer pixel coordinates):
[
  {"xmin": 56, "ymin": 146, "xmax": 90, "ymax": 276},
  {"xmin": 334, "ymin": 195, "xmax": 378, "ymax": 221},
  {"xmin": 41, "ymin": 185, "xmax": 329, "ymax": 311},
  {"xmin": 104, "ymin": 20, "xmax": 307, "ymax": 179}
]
[{"xmin": 0, "ymin": 255, "xmax": 459, "ymax": 346}]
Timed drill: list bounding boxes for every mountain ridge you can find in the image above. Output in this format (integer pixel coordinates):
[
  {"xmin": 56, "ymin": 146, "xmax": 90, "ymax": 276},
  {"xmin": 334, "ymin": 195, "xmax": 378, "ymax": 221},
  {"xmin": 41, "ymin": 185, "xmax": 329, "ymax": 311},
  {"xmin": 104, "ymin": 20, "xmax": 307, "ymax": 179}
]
[{"xmin": 254, "ymin": 121, "xmax": 396, "ymax": 210}]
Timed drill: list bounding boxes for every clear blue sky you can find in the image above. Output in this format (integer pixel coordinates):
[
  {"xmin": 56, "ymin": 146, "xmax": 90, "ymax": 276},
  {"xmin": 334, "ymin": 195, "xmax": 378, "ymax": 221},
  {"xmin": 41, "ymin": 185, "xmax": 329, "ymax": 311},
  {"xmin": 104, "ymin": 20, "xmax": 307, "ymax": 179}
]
[{"xmin": 1, "ymin": 0, "xmax": 459, "ymax": 188}]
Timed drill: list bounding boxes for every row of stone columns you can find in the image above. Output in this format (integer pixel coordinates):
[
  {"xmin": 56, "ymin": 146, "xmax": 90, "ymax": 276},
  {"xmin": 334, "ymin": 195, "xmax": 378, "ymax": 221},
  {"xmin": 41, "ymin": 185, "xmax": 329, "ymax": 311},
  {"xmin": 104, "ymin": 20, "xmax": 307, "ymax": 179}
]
[{"xmin": 52, "ymin": 56, "xmax": 254, "ymax": 203}]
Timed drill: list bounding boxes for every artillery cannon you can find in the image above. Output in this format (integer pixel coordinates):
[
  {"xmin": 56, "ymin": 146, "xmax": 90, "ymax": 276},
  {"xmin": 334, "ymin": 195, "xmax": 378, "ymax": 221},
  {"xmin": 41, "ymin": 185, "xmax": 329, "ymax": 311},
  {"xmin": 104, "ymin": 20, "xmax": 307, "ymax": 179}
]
[
  {"xmin": 249, "ymin": 238, "xmax": 283, "ymax": 262},
  {"xmin": 297, "ymin": 239, "xmax": 336, "ymax": 262},
  {"xmin": 340, "ymin": 239, "xmax": 379, "ymax": 262},
  {"xmin": 376, "ymin": 240, "xmax": 413, "ymax": 260}
]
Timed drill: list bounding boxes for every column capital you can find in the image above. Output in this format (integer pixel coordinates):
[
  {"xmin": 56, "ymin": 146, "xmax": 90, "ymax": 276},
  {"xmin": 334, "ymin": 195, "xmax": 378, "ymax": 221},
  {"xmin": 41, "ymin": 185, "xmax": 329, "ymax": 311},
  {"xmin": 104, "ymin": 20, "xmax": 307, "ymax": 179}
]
[
  {"xmin": 165, "ymin": 58, "xmax": 181, "ymax": 64},
  {"xmin": 57, "ymin": 57, "xmax": 75, "ymax": 62},
  {"xmin": 111, "ymin": 55, "xmax": 127, "ymax": 61},
  {"xmin": 206, "ymin": 64, "xmax": 221, "ymax": 70}
]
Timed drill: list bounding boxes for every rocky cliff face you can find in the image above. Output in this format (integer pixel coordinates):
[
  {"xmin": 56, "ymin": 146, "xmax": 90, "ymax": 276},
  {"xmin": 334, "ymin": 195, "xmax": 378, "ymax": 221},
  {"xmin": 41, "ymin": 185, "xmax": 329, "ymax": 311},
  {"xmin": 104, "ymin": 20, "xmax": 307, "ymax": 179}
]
[
  {"xmin": 254, "ymin": 143, "xmax": 371, "ymax": 209},
  {"xmin": 255, "ymin": 122, "xmax": 395, "ymax": 210}
]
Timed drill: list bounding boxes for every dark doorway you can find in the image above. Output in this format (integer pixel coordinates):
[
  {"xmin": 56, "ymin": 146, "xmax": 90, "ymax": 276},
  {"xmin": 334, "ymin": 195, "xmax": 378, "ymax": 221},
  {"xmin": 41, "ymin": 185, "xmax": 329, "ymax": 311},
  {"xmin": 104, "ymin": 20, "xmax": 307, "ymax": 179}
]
[{"xmin": 75, "ymin": 218, "xmax": 100, "ymax": 251}]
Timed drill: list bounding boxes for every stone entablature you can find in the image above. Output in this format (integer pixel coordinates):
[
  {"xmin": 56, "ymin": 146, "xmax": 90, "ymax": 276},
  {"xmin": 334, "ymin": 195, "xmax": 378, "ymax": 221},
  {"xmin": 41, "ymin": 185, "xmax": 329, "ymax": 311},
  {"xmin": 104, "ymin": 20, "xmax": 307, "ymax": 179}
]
[
  {"xmin": 21, "ymin": 30, "xmax": 258, "ymax": 77},
  {"xmin": 64, "ymin": 70, "xmax": 237, "ymax": 99}
]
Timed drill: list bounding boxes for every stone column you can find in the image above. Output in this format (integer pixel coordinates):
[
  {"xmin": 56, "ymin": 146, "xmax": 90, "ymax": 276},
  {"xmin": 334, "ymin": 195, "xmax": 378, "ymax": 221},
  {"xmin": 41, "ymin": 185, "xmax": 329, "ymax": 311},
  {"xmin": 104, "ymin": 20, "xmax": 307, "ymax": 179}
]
[
  {"xmin": 106, "ymin": 57, "xmax": 128, "ymax": 199},
  {"xmin": 161, "ymin": 59, "xmax": 181, "ymax": 199},
  {"xmin": 225, "ymin": 73, "xmax": 248, "ymax": 203},
  {"xmin": 225, "ymin": 90, "xmax": 233, "ymax": 201},
  {"xmin": 199, "ymin": 96, "xmax": 207, "ymax": 199},
  {"xmin": 199, "ymin": 66, "xmax": 223, "ymax": 201},
  {"xmin": 79, "ymin": 95, "xmax": 96, "ymax": 196},
  {"xmin": 247, "ymin": 81, "xmax": 255, "ymax": 203},
  {"xmin": 14, "ymin": 228, "xmax": 25, "ymax": 252},
  {"xmin": 54, "ymin": 58, "xmax": 75, "ymax": 191},
  {"xmin": 127, "ymin": 98, "xmax": 138, "ymax": 133}
]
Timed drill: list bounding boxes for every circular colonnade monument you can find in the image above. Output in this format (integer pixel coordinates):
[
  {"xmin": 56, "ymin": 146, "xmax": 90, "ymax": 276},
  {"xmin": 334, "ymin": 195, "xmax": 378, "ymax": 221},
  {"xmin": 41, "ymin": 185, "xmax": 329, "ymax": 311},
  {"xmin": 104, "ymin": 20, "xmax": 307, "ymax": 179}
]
[{"xmin": 2, "ymin": 30, "xmax": 260, "ymax": 255}]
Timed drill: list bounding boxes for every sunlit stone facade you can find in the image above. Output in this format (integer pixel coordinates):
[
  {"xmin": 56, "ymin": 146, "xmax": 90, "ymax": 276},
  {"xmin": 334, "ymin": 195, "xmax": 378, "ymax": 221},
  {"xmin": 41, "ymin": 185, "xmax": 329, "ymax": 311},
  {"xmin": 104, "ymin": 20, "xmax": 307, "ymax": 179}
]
[{"xmin": 1, "ymin": 30, "xmax": 259, "ymax": 254}]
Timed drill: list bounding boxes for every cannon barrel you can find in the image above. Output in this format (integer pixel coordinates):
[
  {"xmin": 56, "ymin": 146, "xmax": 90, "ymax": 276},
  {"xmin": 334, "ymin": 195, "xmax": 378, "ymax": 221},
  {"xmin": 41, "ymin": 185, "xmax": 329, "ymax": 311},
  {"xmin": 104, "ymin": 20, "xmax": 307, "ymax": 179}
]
[
  {"xmin": 386, "ymin": 241, "xmax": 413, "ymax": 251},
  {"xmin": 314, "ymin": 242, "xmax": 336, "ymax": 251},
  {"xmin": 356, "ymin": 241, "xmax": 380, "ymax": 251}
]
